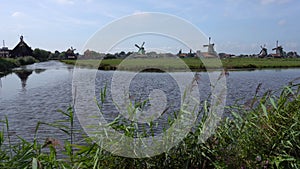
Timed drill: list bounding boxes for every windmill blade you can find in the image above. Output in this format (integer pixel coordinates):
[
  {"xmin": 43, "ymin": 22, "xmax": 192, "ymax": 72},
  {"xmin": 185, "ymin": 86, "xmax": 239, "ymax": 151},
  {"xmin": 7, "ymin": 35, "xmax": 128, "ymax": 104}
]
[
  {"xmin": 135, "ymin": 44, "xmax": 140, "ymax": 49},
  {"xmin": 141, "ymin": 42, "xmax": 145, "ymax": 47}
]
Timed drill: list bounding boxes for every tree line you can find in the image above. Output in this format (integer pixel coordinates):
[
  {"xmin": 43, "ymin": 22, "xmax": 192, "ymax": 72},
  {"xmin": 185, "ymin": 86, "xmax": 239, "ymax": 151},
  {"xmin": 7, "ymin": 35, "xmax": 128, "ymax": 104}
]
[{"xmin": 32, "ymin": 48, "xmax": 78, "ymax": 61}]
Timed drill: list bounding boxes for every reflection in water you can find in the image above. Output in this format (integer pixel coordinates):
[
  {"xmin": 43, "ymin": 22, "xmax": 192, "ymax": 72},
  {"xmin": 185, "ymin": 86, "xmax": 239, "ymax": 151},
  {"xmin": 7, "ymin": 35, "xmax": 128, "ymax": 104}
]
[
  {"xmin": 14, "ymin": 70, "xmax": 33, "ymax": 88},
  {"xmin": 0, "ymin": 60, "xmax": 300, "ymax": 147},
  {"xmin": 34, "ymin": 69, "xmax": 46, "ymax": 74}
]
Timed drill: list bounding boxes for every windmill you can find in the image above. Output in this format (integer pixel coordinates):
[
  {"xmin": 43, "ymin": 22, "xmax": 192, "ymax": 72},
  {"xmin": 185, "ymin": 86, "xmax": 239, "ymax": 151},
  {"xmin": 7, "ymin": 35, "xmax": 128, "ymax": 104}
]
[
  {"xmin": 272, "ymin": 40, "xmax": 284, "ymax": 58},
  {"xmin": 202, "ymin": 37, "xmax": 218, "ymax": 57},
  {"xmin": 258, "ymin": 44, "xmax": 268, "ymax": 58},
  {"xmin": 203, "ymin": 37, "xmax": 216, "ymax": 54},
  {"xmin": 70, "ymin": 46, "xmax": 76, "ymax": 53},
  {"xmin": 66, "ymin": 46, "xmax": 77, "ymax": 59},
  {"xmin": 135, "ymin": 42, "xmax": 145, "ymax": 55}
]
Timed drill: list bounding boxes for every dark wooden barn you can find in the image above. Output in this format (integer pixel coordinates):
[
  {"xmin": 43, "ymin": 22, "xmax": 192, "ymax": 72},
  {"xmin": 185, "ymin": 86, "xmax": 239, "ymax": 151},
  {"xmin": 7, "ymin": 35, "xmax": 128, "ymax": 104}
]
[{"xmin": 10, "ymin": 36, "xmax": 33, "ymax": 57}]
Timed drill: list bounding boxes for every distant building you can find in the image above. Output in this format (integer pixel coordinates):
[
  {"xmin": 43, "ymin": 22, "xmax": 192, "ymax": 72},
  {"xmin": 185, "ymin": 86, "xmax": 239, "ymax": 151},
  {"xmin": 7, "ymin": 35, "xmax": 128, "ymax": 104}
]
[
  {"xmin": 271, "ymin": 40, "xmax": 284, "ymax": 58},
  {"xmin": 0, "ymin": 40, "xmax": 10, "ymax": 58},
  {"xmin": 258, "ymin": 45, "xmax": 268, "ymax": 58},
  {"xmin": 177, "ymin": 49, "xmax": 187, "ymax": 58},
  {"xmin": 10, "ymin": 36, "xmax": 33, "ymax": 58},
  {"xmin": 219, "ymin": 53, "xmax": 235, "ymax": 58},
  {"xmin": 198, "ymin": 37, "xmax": 219, "ymax": 58},
  {"xmin": 65, "ymin": 47, "xmax": 77, "ymax": 59}
]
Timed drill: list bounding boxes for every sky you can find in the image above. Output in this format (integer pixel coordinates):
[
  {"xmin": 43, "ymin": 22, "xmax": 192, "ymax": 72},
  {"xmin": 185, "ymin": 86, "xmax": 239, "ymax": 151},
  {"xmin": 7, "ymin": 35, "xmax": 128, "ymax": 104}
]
[{"xmin": 0, "ymin": 0, "xmax": 300, "ymax": 55}]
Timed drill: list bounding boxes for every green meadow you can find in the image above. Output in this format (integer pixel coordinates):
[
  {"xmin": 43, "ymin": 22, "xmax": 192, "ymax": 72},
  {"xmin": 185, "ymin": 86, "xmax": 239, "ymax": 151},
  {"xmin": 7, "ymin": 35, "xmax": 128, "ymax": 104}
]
[{"xmin": 62, "ymin": 58, "xmax": 300, "ymax": 71}]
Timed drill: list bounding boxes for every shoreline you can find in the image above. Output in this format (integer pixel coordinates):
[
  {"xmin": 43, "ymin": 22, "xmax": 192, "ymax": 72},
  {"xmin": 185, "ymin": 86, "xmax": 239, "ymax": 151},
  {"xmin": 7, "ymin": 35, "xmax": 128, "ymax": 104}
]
[
  {"xmin": 61, "ymin": 58, "xmax": 300, "ymax": 72},
  {"xmin": 0, "ymin": 56, "xmax": 38, "ymax": 76}
]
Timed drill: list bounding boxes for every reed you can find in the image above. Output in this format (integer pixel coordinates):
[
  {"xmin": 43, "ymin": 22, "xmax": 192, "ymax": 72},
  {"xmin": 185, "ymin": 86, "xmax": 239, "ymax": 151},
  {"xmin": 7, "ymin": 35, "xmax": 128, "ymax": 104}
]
[{"xmin": 0, "ymin": 83, "xmax": 299, "ymax": 168}]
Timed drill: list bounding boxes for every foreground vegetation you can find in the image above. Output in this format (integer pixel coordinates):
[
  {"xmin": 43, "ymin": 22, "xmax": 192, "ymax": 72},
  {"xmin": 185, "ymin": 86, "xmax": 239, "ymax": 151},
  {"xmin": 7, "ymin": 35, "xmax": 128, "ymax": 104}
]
[
  {"xmin": 62, "ymin": 58, "xmax": 300, "ymax": 71},
  {"xmin": 0, "ymin": 56, "xmax": 37, "ymax": 75},
  {"xmin": 0, "ymin": 82, "xmax": 299, "ymax": 168}
]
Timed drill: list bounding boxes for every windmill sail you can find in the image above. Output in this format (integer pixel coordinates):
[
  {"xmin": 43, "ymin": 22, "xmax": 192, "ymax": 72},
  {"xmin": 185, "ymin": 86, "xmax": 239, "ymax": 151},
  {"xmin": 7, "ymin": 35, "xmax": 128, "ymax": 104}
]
[{"xmin": 135, "ymin": 42, "xmax": 145, "ymax": 55}]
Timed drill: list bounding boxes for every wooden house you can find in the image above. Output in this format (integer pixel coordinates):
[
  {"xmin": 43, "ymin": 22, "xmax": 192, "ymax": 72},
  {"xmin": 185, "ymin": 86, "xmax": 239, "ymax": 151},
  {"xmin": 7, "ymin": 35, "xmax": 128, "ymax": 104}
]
[{"xmin": 10, "ymin": 36, "xmax": 33, "ymax": 58}]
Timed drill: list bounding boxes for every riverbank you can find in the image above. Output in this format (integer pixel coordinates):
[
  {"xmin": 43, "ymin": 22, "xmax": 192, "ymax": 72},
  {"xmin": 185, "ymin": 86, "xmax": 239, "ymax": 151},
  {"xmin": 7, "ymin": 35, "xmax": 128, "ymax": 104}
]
[
  {"xmin": 61, "ymin": 58, "xmax": 300, "ymax": 71},
  {"xmin": 0, "ymin": 56, "xmax": 38, "ymax": 76}
]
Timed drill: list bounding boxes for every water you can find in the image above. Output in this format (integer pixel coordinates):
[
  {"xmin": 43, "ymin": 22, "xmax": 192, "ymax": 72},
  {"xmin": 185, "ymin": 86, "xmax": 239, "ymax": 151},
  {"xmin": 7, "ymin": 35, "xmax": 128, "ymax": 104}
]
[{"xmin": 0, "ymin": 61, "xmax": 299, "ymax": 144}]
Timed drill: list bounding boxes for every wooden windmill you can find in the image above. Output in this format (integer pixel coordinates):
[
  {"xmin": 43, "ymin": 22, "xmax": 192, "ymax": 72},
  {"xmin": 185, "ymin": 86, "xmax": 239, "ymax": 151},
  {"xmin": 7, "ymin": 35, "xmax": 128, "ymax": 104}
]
[
  {"xmin": 135, "ymin": 42, "xmax": 146, "ymax": 55},
  {"xmin": 202, "ymin": 37, "xmax": 218, "ymax": 58},
  {"xmin": 203, "ymin": 37, "xmax": 216, "ymax": 54},
  {"xmin": 258, "ymin": 44, "xmax": 268, "ymax": 58},
  {"xmin": 272, "ymin": 40, "xmax": 284, "ymax": 58}
]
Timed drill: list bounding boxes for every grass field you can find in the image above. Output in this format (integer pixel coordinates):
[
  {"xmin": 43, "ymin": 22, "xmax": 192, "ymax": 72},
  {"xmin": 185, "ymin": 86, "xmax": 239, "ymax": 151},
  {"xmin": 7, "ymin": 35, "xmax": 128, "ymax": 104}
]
[{"xmin": 62, "ymin": 57, "xmax": 300, "ymax": 71}]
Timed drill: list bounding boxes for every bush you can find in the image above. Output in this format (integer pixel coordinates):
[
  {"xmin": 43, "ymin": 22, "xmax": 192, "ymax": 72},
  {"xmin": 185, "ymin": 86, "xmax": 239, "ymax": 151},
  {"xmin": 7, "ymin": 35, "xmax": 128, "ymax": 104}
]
[
  {"xmin": 0, "ymin": 57, "xmax": 37, "ymax": 73},
  {"xmin": 16, "ymin": 56, "xmax": 38, "ymax": 65},
  {"xmin": 0, "ymin": 58, "xmax": 19, "ymax": 72}
]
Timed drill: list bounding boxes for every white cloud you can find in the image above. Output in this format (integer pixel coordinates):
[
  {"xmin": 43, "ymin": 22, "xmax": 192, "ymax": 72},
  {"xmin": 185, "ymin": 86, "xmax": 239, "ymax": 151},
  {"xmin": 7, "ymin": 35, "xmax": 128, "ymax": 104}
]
[
  {"xmin": 11, "ymin": 11, "xmax": 23, "ymax": 18},
  {"xmin": 260, "ymin": 0, "xmax": 276, "ymax": 5},
  {"xmin": 132, "ymin": 10, "xmax": 145, "ymax": 15},
  {"xmin": 56, "ymin": 16, "xmax": 98, "ymax": 25},
  {"xmin": 102, "ymin": 11, "xmax": 118, "ymax": 19},
  {"xmin": 285, "ymin": 42, "xmax": 300, "ymax": 51},
  {"xmin": 278, "ymin": 19, "xmax": 286, "ymax": 25},
  {"xmin": 55, "ymin": 0, "xmax": 74, "ymax": 5},
  {"xmin": 260, "ymin": 0, "xmax": 291, "ymax": 5}
]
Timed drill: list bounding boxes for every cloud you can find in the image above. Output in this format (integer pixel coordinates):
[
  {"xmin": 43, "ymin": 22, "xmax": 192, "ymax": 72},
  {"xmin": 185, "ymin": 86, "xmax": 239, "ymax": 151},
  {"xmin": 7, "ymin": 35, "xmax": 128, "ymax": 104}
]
[
  {"xmin": 102, "ymin": 11, "xmax": 118, "ymax": 19},
  {"xmin": 11, "ymin": 11, "xmax": 24, "ymax": 18},
  {"xmin": 56, "ymin": 16, "xmax": 98, "ymax": 25},
  {"xmin": 55, "ymin": 0, "xmax": 74, "ymax": 5},
  {"xmin": 278, "ymin": 19, "xmax": 286, "ymax": 25},
  {"xmin": 260, "ymin": 0, "xmax": 276, "ymax": 5},
  {"xmin": 285, "ymin": 42, "xmax": 300, "ymax": 51},
  {"xmin": 260, "ymin": 0, "xmax": 291, "ymax": 5},
  {"xmin": 132, "ymin": 10, "xmax": 145, "ymax": 15}
]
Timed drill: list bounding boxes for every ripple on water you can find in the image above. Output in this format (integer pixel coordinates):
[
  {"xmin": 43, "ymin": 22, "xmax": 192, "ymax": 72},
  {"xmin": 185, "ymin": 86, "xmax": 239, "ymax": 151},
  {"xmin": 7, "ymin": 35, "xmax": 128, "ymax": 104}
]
[{"xmin": 0, "ymin": 61, "xmax": 300, "ymax": 144}]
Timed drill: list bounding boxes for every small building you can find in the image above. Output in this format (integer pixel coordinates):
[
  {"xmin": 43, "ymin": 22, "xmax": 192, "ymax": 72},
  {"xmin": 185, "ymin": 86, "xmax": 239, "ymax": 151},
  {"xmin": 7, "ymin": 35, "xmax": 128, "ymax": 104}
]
[
  {"xmin": 199, "ymin": 37, "xmax": 219, "ymax": 58},
  {"xmin": 0, "ymin": 40, "xmax": 11, "ymax": 58},
  {"xmin": 10, "ymin": 36, "xmax": 33, "ymax": 58},
  {"xmin": 271, "ymin": 40, "xmax": 284, "ymax": 58},
  {"xmin": 258, "ymin": 45, "xmax": 268, "ymax": 58},
  {"xmin": 65, "ymin": 47, "xmax": 77, "ymax": 59}
]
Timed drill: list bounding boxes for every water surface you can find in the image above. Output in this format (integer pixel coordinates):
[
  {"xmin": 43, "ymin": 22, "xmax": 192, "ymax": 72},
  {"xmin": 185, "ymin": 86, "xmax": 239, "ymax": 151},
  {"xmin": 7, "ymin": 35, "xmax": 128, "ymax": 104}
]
[{"xmin": 0, "ymin": 61, "xmax": 299, "ymax": 143}]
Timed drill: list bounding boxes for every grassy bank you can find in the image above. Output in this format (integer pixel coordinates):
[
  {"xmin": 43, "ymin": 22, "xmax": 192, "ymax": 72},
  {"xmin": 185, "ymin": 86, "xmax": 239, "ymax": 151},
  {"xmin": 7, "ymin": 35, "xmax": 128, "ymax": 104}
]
[
  {"xmin": 0, "ymin": 56, "xmax": 38, "ymax": 75},
  {"xmin": 0, "ymin": 84, "xmax": 299, "ymax": 168},
  {"xmin": 61, "ymin": 58, "xmax": 300, "ymax": 71}
]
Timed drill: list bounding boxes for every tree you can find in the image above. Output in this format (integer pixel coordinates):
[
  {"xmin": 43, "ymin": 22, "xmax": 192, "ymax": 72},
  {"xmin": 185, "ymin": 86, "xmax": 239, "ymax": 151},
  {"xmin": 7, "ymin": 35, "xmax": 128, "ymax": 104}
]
[
  {"xmin": 58, "ymin": 52, "xmax": 66, "ymax": 60},
  {"xmin": 33, "ymin": 48, "xmax": 51, "ymax": 61}
]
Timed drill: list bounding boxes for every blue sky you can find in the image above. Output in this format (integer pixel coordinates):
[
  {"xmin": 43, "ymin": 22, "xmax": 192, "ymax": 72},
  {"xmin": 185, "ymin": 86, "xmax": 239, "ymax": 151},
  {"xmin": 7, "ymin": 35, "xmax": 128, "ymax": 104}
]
[{"xmin": 0, "ymin": 0, "xmax": 299, "ymax": 54}]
